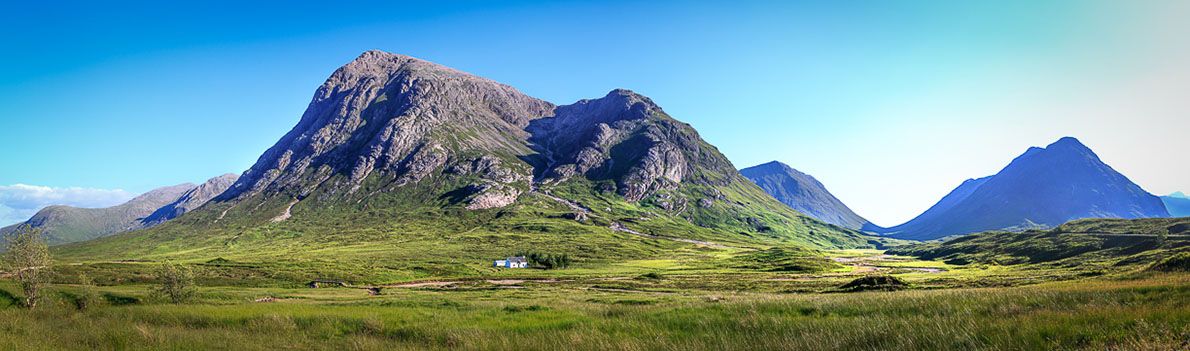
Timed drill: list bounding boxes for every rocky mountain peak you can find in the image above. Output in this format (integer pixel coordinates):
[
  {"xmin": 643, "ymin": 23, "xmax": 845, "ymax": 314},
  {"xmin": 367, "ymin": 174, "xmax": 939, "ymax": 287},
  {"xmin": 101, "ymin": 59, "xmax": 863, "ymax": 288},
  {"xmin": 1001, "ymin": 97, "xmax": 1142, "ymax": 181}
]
[
  {"xmin": 221, "ymin": 50, "xmax": 553, "ymax": 201},
  {"xmin": 750, "ymin": 161, "xmax": 797, "ymax": 174},
  {"xmin": 1050, "ymin": 136, "xmax": 1087, "ymax": 148},
  {"xmin": 527, "ymin": 88, "xmax": 729, "ymax": 202}
]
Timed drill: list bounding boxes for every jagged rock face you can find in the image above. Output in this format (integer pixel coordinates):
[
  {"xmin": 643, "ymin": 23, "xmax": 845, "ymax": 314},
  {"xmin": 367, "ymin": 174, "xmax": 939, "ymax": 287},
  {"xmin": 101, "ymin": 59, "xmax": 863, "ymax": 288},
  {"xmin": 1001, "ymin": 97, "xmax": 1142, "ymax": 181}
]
[
  {"xmin": 141, "ymin": 173, "xmax": 239, "ymax": 226},
  {"xmin": 221, "ymin": 51, "xmax": 554, "ymax": 202},
  {"xmin": 529, "ymin": 89, "xmax": 734, "ymax": 202}
]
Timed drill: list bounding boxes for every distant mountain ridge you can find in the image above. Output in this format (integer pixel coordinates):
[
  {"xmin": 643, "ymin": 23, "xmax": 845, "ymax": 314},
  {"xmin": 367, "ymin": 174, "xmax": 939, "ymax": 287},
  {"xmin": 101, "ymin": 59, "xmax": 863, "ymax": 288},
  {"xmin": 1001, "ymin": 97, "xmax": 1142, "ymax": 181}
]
[
  {"xmin": 0, "ymin": 174, "xmax": 238, "ymax": 245},
  {"xmin": 1162, "ymin": 193, "xmax": 1190, "ymax": 217},
  {"xmin": 877, "ymin": 137, "xmax": 1169, "ymax": 240},
  {"xmin": 141, "ymin": 174, "xmax": 240, "ymax": 226},
  {"xmin": 741, "ymin": 161, "xmax": 871, "ymax": 230}
]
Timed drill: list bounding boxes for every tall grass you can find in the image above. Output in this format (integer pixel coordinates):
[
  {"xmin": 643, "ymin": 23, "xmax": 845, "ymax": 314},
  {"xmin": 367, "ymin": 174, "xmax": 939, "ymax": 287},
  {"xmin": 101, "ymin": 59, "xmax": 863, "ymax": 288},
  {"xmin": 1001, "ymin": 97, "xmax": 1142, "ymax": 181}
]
[{"xmin": 0, "ymin": 274, "xmax": 1184, "ymax": 350}]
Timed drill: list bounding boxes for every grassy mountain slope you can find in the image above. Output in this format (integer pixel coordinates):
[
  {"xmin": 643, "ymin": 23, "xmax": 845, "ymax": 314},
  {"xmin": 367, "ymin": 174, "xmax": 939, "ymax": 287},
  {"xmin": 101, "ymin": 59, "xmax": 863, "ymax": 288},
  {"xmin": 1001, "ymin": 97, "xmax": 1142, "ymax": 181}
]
[{"xmin": 888, "ymin": 217, "xmax": 1189, "ymax": 268}]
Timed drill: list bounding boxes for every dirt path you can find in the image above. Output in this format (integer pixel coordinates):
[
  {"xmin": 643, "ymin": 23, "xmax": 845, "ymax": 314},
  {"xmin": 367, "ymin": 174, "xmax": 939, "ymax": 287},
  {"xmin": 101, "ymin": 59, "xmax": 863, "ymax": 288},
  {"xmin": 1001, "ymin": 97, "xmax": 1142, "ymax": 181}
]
[{"xmin": 386, "ymin": 281, "xmax": 458, "ymax": 288}]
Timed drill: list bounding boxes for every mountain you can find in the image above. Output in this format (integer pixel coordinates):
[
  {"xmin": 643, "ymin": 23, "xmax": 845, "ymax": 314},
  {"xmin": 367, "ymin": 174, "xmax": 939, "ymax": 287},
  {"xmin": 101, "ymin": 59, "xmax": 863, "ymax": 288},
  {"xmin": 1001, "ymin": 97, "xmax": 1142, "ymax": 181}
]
[
  {"xmin": 740, "ymin": 161, "xmax": 870, "ymax": 230},
  {"xmin": 58, "ymin": 51, "xmax": 874, "ymax": 269},
  {"xmin": 1, "ymin": 174, "xmax": 238, "ymax": 245},
  {"xmin": 141, "ymin": 174, "xmax": 240, "ymax": 226},
  {"xmin": 877, "ymin": 137, "xmax": 1169, "ymax": 240},
  {"xmin": 0, "ymin": 184, "xmax": 193, "ymax": 245},
  {"xmin": 1162, "ymin": 195, "xmax": 1190, "ymax": 217}
]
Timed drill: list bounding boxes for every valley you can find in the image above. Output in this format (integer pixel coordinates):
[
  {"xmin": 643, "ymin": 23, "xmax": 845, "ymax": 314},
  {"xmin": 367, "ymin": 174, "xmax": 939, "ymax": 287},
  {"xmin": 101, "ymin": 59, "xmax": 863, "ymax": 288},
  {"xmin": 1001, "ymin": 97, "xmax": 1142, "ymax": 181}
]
[
  {"xmin": 2, "ymin": 242, "xmax": 1185, "ymax": 350},
  {"xmin": 0, "ymin": 50, "xmax": 1185, "ymax": 350}
]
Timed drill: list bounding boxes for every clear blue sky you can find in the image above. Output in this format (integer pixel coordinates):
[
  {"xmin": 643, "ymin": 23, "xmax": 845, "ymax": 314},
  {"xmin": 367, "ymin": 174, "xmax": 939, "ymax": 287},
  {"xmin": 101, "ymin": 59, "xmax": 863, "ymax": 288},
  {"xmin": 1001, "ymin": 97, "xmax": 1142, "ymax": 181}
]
[{"xmin": 1, "ymin": 0, "xmax": 1186, "ymax": 226}]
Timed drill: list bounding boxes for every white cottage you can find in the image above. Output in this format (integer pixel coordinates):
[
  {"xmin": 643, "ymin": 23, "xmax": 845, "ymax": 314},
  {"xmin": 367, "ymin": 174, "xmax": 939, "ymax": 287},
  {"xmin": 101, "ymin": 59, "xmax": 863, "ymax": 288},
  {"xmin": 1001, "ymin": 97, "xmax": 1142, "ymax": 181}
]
[{"xmin": 494, "ymin": 256, "xmax": 528, "ymax": 268}]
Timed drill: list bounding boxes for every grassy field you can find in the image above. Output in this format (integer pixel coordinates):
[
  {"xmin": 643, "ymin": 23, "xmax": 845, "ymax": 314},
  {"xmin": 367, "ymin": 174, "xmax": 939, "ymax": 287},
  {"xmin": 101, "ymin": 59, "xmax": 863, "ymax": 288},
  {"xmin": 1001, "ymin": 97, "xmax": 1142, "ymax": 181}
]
[
  {"xmin": 0, "ymin": 270, "xmax": 1185, "ymax": 350},
  {"xmin": 4, "ymin": 244, "xmax": 1189, "ymax": 350},
  {"xmin": 5, "ymin": 217, "xmax": 1186, "ymax": 350}
]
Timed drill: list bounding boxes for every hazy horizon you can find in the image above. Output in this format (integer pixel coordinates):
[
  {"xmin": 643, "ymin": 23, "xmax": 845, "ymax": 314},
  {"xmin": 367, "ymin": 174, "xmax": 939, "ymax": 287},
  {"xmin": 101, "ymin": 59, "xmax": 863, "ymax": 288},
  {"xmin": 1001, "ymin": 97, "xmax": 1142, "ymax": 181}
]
[{"xmin": 1, "ymin": 0, "xmax": 1186, "ymax": 227}]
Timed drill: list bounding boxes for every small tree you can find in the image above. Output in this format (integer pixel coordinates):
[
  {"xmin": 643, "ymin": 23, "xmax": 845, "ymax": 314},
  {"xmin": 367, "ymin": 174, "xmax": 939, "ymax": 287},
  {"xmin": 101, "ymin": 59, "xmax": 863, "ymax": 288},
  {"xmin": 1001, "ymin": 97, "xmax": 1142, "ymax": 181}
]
[
  {"xmin": 3, "ymin": 226, "xmax": 53, "ymax": 309},
  {"xmin": 153, "ymin": 261, "xmax": 196, "ymax": 304}
]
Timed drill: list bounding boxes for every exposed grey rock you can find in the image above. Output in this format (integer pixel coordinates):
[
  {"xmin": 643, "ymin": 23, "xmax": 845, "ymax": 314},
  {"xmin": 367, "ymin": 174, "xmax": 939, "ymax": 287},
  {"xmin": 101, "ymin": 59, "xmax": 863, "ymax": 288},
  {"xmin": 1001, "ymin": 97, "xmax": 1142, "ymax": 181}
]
[
  {"xmin": 528, "ymin": 89, "xmax": 731, "ymax": 202},
  {"xmin": 447, "ymin": 155, "xmax": 529, "ymax": 185},
  {"xmin": 392, "ymin": 143, "xmax": 449, "ymax": 186},
  {"xmin": 465, "ymin": 184, "xmax": 521, "ymax": 210},
  {"xmin": 698, "ymin": 198, "xmax": 714, "ymax": 208},
  {"xmin": 221, "ymin": 50, "xmax": 553, "ymax": 201}
]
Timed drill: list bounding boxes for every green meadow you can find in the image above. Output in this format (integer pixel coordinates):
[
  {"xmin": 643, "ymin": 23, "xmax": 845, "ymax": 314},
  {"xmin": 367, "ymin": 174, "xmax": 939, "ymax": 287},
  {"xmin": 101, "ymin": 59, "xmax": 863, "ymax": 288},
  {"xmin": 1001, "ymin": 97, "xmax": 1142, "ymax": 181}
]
[
  {"xmin": 2, "ymin": 245, "xmax": 1187, "ymax": 350},
  {"xmin": 0, "ymin": 218, "xmax": 1184, "ymax": 350}
]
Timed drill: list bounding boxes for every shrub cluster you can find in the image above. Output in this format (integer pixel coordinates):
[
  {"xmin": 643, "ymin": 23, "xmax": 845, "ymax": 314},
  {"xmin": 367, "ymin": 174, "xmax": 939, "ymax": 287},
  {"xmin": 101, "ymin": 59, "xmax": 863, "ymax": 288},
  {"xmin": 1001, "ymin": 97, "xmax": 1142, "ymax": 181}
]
[{"xmin": 516, "ymin": 251, "xmax": 572, "ymax": 269}]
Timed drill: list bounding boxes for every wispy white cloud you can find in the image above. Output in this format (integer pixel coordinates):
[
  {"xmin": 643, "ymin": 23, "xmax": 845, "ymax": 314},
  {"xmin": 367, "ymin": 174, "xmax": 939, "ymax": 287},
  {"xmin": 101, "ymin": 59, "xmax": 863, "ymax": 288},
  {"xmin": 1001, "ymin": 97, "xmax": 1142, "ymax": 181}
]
[{"xmin": 0, "ymin": 184, "xmax": 135, "ymax": 226}]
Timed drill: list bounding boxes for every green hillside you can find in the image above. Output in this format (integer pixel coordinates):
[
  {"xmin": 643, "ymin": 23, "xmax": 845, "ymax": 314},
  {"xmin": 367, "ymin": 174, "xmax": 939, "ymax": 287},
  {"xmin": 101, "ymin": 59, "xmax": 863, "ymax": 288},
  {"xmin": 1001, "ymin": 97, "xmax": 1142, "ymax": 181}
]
[
  {"xmin": 55, "ymin": 168, "xmax": 879, "ymax": 283},
  {"xmin": 888, "ymin": 217, "xmax": 1190, "ymax": 268}
]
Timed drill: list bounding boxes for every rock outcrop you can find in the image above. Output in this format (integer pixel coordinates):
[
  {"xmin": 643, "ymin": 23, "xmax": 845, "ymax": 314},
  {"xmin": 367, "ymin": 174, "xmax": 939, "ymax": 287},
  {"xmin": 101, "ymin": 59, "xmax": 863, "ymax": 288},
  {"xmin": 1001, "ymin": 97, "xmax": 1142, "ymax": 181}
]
[{"xmin": 528, "ymin": 89, "xmax": 735, "ymax": 203}]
